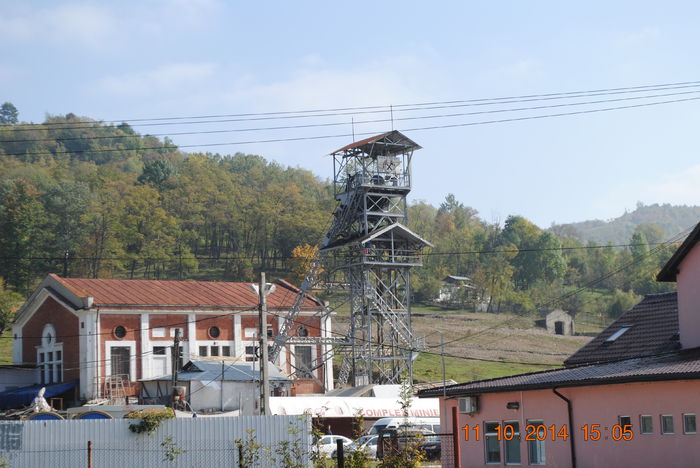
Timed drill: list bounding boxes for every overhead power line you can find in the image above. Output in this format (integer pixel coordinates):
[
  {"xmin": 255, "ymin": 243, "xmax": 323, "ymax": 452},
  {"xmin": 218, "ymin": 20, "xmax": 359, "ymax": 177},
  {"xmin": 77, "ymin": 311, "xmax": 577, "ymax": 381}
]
[
  {"xmin": 3, "ymin": 79, "xmax": 700, "ymax": 130},
  {"xmin": 3, "ymin": 87, "xmax": 700, "ymax": 144},
  {"xmin": 2, "ymin": 95, "xmax": 699, "ymax": 158},
  {"xmin": 0, "ymin": 241, "xmax": 679, "ymax": 263}
]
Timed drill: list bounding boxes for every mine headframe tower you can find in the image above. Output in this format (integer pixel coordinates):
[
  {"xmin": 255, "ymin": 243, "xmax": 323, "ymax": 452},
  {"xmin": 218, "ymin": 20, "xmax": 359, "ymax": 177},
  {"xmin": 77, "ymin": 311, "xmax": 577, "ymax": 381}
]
[{"xmin": 320, "ymin": 130, "xmax": 432, "ymax": 386}]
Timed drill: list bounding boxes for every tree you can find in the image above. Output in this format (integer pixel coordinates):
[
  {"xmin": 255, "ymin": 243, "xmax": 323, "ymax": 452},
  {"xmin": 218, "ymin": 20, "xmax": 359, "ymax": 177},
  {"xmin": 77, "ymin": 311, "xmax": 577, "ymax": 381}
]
[
  {"xmin": 0, "ymin": 278, "xmax": 23, "ymax": 334},
  {"xmin": 0, "ymin": 103, "xmax": 18, "ymax": 125},
  {"xmin": 0, "ymin": 180, "xmax": 49, "ymax": 292},
  {"xmin": 287, "ymin": 244, "xmax": 320, "ymax": 286},
  {"xmin": 138, "ymin": 158, "xmax": 177, "ymax": 192}
]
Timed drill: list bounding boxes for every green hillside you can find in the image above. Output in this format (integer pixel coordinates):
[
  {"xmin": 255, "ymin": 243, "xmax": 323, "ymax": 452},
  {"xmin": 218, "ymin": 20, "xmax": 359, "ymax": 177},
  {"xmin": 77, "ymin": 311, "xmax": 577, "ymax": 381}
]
[{"xmin": 550, "ymin": 203, "xmax": 700, "ymax": 245}]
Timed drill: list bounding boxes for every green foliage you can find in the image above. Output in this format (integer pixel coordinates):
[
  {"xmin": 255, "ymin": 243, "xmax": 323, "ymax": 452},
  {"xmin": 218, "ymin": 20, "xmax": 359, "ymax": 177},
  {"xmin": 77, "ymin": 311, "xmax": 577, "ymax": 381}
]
[
  {"xmin": 0, "ymin": 278, "xmax": 24, "ymax": 334},
  {"xmin": 0, "ymin": 111, "xmax": 685, "ymax": 324},
  {"xmin": 126, "ymin": 407, "xmax": 175, "ymax": 434},
  {"xmin": 0, "ymin": 102, "xmax": 18, "ymax": 125},
  {"xmin": 606, "ymin": 289, "xmax": 642, "ymax": 319},
  {"xmin": 160, "ymin": 435, "xmax": 185, "ymax": 462},
  {"xmin": 235, "ymin": 429, "xmax": 262, "ymax": 468},
  {"xmin": 342, "ymin": 410, "xmax": 372, "ymax": 468}
]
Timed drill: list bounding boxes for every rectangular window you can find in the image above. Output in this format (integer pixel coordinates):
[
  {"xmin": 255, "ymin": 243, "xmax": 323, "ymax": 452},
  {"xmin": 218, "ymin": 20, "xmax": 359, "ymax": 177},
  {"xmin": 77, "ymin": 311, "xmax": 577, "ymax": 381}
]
[
  {"xmin": 618, "ymin": 416, "xmax": 632, "ymax": 427},
  {"xmin": 484, "ymin": 422, "xmax": 501, "ymax": 463},
  {"xmin": 199, "ymin": 346, "xmax": 208, "ymax": 357},
  {"xmin": 47, "ymin": 364, "xmax": 54, "ymax": 384},
  {"xmin": 684, "ymin": 414, "xmax": 696, "ymax": 434},
  {"xmin": 267, "ymin": 324, "xmax": 274, "ymax": 337},
  {"xmin": 48, "ymin": 352, "xmax": 53, "ymax": 362},
  {"xmin": 169, "ymin": 327, "xmax": 184, "ymax": 338},
  {"xmin": 55, "ymin": 364, "xmax": 62, "ymax": 382},
  {"xmin": 210, "ymin": 346, "xmax": 219, "ymax": 357},
  {"xmin": 153, "ymin": 346, "xmax": 166, "ymax": 355},
  {"xmin": 110, "ymin": 346, "xmax": 131, "ymax": 378},
  {"xmin": 640, "ymin": 415, "xmax": 653, "ymax": 434},
  {"xmin": 152, "ymin": 328, "xmax": 166, "ymax": 338},
  {"xmin": 661, "ymin": 415, "xmax": 674, "ymax": 434},
  {"xmin": 39, "ymin": 353, "xmax": 45, "ymax": 363},
  {"xmin": 527, "ymin": 420, "xmax": 545, "ymax": 465},
  {"xmin": 295, "ymin": 345, "xmax": 313, "ymax": 378},
  {"xmin": 222, "ymin": 346, "xmax": 231, "ymax": 356},
  {"xmin": 56, "ymin": 350, "xmax": 62, "ymax": 361},
  {"xmin": 504, "ymin": 421, "xmax": 521, "ymax": 464}
]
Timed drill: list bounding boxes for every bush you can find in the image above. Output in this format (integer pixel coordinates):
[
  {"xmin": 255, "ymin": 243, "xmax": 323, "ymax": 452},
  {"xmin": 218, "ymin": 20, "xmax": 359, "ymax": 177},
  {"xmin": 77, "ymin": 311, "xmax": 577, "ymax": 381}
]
[{"xmin": 126, "ymin": 407, "xmax": 175, "ymax": 434}]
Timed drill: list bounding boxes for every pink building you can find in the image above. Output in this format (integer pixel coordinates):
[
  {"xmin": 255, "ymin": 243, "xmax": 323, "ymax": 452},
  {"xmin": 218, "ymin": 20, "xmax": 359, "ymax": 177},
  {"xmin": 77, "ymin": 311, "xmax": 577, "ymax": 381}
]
[{"xmin": 419, "ymin": 223, "xmax": 700, "ymax": 468}]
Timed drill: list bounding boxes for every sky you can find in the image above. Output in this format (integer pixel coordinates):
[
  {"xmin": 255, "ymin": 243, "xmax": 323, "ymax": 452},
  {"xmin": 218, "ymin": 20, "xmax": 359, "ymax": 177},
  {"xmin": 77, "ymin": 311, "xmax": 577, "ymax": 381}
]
[{"xmin": 3, "ymin": 1, "xmax": 700, "ymax": 229}]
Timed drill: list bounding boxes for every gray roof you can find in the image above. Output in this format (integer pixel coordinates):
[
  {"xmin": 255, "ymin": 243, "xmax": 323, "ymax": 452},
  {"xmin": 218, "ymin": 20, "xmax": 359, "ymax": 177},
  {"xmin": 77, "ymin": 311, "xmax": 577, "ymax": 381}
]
[
  {"xmin": 565, "ymin": 292, "xmax": 679, "ymax": 366},
  {"xmin": 418, "ymin": 348, "xmax": 700, "ymax": 398},
  {"xmin": 141, "ymin": 360, "xmax": 291, "ymax": 383}
]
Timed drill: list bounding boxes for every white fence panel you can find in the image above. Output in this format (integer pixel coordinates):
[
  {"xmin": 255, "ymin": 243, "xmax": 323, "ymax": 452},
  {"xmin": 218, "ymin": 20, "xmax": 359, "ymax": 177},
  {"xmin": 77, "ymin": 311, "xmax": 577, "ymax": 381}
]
[{"xmin": 0, "ymin": 414, "xmax": 311, "ymax": 467}]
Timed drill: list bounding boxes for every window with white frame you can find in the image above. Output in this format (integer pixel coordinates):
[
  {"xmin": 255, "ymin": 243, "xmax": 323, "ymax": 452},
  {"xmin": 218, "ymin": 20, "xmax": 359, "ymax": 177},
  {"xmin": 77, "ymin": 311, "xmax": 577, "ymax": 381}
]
[
  {"xmin": 294, "ymin": 345, "xmax": 313, "ymax": 378},
  {"xmin": 684, "ymin": 414, "xmax": 696, "ymax": 434},
  {"xmin": 640, "ymin": 415, "xmax": 653, "ymax": 434},
  {"xmin": 661, "ymin": 415, "xmax": 674, "ymax": 434},
  {"xmin": 503, "ymin": 421, "xmax": 520, "ymax": 465},
  {"xmin": 484, "ymin": 422, "xmax": 501, "ymax": 463},
  {"xmin": 37, "ymin": 324, "xmax": 63, "ymax": 385},
  {"xmin": 527, "ymin": 420, "xmax": 545, "ymax": 465},
  {"xmin": 245, "ymin": 345, "xmax": 257, "ymax": 362}
]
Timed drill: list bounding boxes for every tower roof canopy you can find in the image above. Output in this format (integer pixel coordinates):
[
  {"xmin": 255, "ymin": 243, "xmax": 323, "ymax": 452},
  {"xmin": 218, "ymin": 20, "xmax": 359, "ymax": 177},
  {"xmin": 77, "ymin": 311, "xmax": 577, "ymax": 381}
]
[{"xmin": 331, "ymin": 130, "xmax": 421, "ymax": 158}]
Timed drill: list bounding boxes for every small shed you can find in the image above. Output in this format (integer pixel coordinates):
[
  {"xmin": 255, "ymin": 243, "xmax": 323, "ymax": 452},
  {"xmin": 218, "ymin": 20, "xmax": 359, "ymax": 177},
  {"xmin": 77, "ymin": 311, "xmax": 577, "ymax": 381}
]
[
  {"xmin": 140, "ymin": 360, "xmax": 292, "ymax": 414},
  {"xmin": 544, "ymin": 309, "xmax": 575, "ymax": 335}
]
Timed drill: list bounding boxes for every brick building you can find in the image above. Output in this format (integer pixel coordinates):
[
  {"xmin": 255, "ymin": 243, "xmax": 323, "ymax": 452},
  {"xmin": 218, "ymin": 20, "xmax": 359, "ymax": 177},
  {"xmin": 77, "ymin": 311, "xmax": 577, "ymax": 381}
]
[{"xmin": 12, "ymin": 274, "xmax": 332, "ymax": 402}]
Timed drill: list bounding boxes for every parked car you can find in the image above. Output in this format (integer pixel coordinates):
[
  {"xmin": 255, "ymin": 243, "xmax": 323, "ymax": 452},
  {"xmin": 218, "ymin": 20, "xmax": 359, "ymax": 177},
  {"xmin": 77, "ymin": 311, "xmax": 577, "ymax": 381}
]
[
  {"xmin": 314, "ymin": 435, "xmax": 353, "ymax": 457},
  {"xmin": 420, "ymin": 434, "xmax": 441, "ymax": 461},
  {"xmin": 332, "ymin": 434, "xmax": 378, "ymax": 459}
]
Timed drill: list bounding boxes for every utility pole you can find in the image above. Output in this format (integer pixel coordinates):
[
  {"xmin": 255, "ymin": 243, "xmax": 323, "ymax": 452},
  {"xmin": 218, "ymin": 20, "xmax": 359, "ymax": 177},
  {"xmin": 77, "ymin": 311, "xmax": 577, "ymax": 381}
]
[
  {"xmin": 251, "ymin": 273, "xmax": 275, "ymax": 416},
  {"xmin": 441, "ymin": 333, "xmax": 446, "ymax": 399},
  {"xmin": 171, "ymin": 328, "xmax": 180, "ymax": 408}
]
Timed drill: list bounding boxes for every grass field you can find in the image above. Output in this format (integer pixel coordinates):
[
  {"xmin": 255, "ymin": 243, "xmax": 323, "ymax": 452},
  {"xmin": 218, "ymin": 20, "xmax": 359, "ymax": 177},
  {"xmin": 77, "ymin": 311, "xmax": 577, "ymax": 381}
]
[{"xmin": 331, "ymin": 304, "xmax": 601, "ymax": 385}]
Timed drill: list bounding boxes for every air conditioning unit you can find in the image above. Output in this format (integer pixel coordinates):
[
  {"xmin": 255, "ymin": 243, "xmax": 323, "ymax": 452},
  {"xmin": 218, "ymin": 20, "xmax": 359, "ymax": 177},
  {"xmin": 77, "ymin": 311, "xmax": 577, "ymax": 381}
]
[{"xmin": 459, "ymin": 396, "xmax": 479, "ymax": 414}]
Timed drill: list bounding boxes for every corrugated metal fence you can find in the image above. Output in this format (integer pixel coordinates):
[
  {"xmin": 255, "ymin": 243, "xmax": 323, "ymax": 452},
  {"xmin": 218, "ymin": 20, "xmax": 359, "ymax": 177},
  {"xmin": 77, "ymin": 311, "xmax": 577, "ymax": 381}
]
[{"xmin": 0, "ymin": 415, "xmax": 311, "ymax": 467}]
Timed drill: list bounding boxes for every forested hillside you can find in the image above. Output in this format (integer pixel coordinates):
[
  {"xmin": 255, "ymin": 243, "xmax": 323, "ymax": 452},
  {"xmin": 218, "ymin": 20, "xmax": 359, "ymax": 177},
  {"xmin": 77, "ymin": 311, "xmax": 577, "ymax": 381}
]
[
  {"xmin": 0, "ymin": 107, "xmax": 685, "ymax": 329},
  {"xmin": 550, "ymin": 203, "xmax": 700, "ymax": 245}
]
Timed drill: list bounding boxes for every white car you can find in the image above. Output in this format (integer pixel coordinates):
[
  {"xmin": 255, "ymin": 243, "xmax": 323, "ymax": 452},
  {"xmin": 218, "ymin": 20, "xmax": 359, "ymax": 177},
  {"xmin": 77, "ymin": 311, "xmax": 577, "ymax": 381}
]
[
  {"xmin": 343, "ymin": 434, "xmax": 378, "ymax": 459},
  {"xmin": 315, "ymin": 435, "xmax": 353, "ymax": 457}
]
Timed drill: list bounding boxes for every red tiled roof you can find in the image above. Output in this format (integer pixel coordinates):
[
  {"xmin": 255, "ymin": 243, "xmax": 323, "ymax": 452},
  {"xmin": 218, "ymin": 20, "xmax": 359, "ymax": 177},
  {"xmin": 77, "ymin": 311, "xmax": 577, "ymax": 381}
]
[
  {"xmin": 564, "ymin": 292, "xmax": 679, "ymax": 366},
  {"xmin": 50, "ymin": 274, "xmax": 322, "ymax": 309},
  {"xmin": 418, "ymin": 348, "xmax": 700, "ymax": 398},
  {"xmin": 331, "ymin": 130, "xmax": 421, "ymax": 156}
]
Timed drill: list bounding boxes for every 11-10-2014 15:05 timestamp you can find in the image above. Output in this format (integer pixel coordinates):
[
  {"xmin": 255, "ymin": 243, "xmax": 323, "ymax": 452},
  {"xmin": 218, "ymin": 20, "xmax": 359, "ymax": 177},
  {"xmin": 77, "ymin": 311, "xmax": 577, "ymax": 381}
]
[{"xmin": 462, "ymin": 424, "xmax": 635, "ymax": 441}]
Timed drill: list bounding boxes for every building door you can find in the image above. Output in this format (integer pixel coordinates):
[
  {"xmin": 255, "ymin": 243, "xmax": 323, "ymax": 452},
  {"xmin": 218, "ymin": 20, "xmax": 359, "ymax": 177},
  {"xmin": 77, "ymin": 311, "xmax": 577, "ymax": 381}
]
[{"xmin": 554, "ymin": 321, "xmax": 564, "ymax": 335}]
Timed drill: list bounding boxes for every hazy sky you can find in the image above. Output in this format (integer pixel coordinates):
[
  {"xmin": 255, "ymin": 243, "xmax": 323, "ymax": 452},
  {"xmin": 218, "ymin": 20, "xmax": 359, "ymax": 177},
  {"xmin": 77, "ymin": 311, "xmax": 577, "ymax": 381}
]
[{"xmin": 3, "ymin": 1, "xmax": 700, "ymax": 229}]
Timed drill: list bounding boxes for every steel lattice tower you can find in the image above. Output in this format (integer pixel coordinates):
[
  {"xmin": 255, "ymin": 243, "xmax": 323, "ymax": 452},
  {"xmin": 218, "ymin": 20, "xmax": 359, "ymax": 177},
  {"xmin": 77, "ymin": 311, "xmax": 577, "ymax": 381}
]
[{"xmin": 320, "ymin": 131, "xmax": 432, "ymax": 386}]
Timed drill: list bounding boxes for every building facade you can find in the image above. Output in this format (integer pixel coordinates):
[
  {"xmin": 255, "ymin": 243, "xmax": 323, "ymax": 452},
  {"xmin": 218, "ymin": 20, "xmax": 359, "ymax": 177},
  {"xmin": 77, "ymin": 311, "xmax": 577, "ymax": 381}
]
[
  {"xmin": 419, "ymin": 222, "xmax": 700, "ymax": 468},
  {"xmin": 12, "ymin": 274, "xmax": 333, "ymax": 402}
]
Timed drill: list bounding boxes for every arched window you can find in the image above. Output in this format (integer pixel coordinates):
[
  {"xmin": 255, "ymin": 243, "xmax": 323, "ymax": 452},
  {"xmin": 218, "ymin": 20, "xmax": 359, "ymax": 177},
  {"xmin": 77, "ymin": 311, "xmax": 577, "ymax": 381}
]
[{"xmin": 38, "ymin": 323, "xmax": 63, "ymax": 384}]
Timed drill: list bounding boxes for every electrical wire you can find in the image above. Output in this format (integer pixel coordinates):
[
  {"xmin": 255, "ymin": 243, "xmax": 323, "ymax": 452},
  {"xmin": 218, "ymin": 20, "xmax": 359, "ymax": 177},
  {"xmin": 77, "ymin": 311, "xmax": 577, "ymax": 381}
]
[
  {"xmin": 2, "ymin": 94, "xmax": 697, "ymax": 158},
  {"xmin": 3, "ymin": 79, "xmax": 700, "ymax": 130},
  {"xmin": 4, "ymin": 87, "xmax": 700, "ymax": 144}
]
